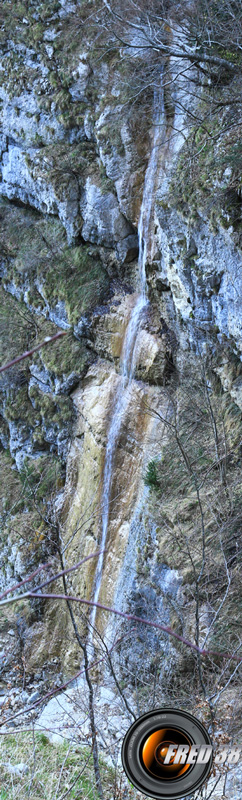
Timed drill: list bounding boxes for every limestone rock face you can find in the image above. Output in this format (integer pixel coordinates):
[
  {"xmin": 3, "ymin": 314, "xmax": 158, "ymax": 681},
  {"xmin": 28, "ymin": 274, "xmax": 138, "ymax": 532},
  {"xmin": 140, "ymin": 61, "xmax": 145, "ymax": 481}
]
[
  {"xmin": 69, "ymin": 60, "xmax": 91, "ymax": 102},
  {"xmin": 80, "ymin": 178, "xmax": 136, "ymax": 255},
  {"xmin": 155, "ymin": 205, "xmax": 242, "ymax": 355},
  {"xmin": 95, "ymin": 105, "xmax": 149, "ymax": 223},
  {"xmin": 1, "ymin": 0, "xmax": 242, "ymax": 707},
  {"xmin": 0, "ymin": 144, "xmax": 81, "ymax": 244},
  {"xmin": 59, "ymin": 354, "xmax": 173, "ymax": 672},
  {"xmin": 0, "ymin": 6, "xmax": 148, "ymax": 253},
  {"xmin": 0, "ymin": 85, "xmax": 67, "ymax": 146}
]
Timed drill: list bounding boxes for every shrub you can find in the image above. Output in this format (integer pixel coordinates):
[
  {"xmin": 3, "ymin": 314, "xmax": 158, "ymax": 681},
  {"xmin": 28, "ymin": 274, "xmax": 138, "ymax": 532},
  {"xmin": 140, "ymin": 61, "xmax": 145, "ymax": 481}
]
[{"xmin": 144, "ymin": 459, "xmax": 160, "ymax": 488}]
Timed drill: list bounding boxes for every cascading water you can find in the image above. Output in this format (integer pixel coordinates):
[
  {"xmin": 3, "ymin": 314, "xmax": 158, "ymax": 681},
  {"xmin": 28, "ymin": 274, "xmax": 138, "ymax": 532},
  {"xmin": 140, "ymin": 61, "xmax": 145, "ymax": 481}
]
[{"xmin": 88, "ymin": 87, "xmax": 164, "ymax": 648}]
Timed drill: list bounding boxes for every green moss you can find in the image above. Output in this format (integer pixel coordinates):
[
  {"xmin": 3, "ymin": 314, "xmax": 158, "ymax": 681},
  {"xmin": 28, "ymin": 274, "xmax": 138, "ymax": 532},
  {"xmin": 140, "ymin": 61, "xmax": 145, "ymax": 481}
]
[
  {"xmin": 39, "ymin": 329, "xmax": 90, "ymax": 377},
  {"xmin": 0, "ymin": 201, "xmax": 109, "ymax": 325},
  {"xmin": 42, "ymin": 244, "xmax": 109, "ymax": 324},
  {"xmin": 29, "ymin": 385, "xmax": 73, "ymax": 426},
  {"xmin": 25, "ymin": 287, "xmax": 46, "ymax": 310},
  {"xmin": 34, "ymin": 132, "xmax": 44, "ymax": 146},
  {"xmin": 4, "ymin": 386, "xmax": 38, "ymax": 425}
]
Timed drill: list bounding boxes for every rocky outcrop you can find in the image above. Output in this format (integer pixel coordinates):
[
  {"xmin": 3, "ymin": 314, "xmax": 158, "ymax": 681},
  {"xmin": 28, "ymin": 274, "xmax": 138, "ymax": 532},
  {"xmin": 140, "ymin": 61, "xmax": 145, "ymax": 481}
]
[
  {"xmin": 58, "ymin": 348, "xmax": 175, "ymax": 673},
  {"xmin": 154, "ymin": 197, "xmax": 242, "ymax": 360},
  {"xmin": 80, "ymin": 177, "xmax": 138, "ymax": 261}
]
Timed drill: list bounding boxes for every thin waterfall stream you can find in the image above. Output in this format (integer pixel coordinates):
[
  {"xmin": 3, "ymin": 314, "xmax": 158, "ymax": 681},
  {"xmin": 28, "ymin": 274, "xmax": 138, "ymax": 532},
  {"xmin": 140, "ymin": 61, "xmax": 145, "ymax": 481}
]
[{"xmin": 88, "ymin": 88, "xmax": 164, "ymax": 649}]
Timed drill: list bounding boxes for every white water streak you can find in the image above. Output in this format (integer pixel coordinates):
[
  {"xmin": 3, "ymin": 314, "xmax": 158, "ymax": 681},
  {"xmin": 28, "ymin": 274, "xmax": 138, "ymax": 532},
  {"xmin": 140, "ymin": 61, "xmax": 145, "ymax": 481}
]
[{"xmin": 88, "ymin": 88, "xmax": 164, "ymax": 647}]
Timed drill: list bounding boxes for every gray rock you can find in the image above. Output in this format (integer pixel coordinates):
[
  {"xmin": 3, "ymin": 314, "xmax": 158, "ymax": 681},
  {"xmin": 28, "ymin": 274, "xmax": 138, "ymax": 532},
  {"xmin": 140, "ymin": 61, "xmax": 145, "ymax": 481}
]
[
  {"xmin": 4, "ymin": 762, "xmax": 29, "ymax": 776},
  {"xmin": 43, "ymin": 28, "xmax": 59, "ymax": 42},
  {"xmin": 45, "ymin": 45, "xmax": 54, "ymax": 58},
  {"xmin": 3, "ymin": 280, "xmax": 23, "ymax": 302},
  {"xmin": 116, "ymin": 234, "xmax": 139, "ymax": 263},
  {"xmin": 8, "ymin": 421, "xmax": 37, "ymax": 469},
  {"xmin": 0, "ymin": 145, "xmax": 80, "ymax": 244},
  {"xmin": 84, "ymin": 110, "xmax": 95, "ymax": 140},
  {"xmin": 54, "ymin": 372, "xmax": 81, "ymax": 394},
  {"xmin": 21, "ymin": 691, "xmax": 29, "ymax": 705},
  {"xmin": 0, "ymin": 259, "xmax": 7, "ymax": 278},
  {"xmin": 0, "ymin": 86, "xmax": 66, "ymax": 147},
  {"xmin": 156, "ymin": 206, "xmax": 242, "ymax": 354},
  {"xmin": 47, "ymin": 300, "xmax": 70, "ymax": 329},
  {"xmin": 42, "ymin": 423, "xmax": 69, "ymax": 460},
  {"xmin": 0, "ymin": 145, "xmax": 58, "ymax": 211},
  {"xmin": 69, "ymin": 62, "xmax": 90, "ymax": 101},
  {"xmin": 73, "ymin": 316, "xmax": 89, "ymax": 339},
  {"xmin": 27, "ymin": 690, "xmax": 41, "ymax": 705},
  {"xmin": 29, "ymin": 365, "xmax": 53, "ymax": 395},
  {"xmin": 80, "ymin": 178, "xmax": 133, "ymax": 250},
  {"xmin": 95, "ymin": 107, "xmax": 126, "ymax": 184},
  {"xmin": 59, "ymin": 0, "xmax": 77, "ymax": 16}
]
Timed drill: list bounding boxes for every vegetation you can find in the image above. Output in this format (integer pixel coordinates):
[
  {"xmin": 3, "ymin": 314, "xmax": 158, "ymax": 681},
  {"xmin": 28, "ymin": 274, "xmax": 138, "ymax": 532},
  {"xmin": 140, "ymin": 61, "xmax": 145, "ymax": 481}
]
[
  {"xmin": 168, "ymin": 83, "xmax": 242, "ymax": 231},
  {"xmin": 0, "ymin": 285, "xmax": 86, "ymax": 470},
  {"xmin": 142, "ymin": 358, "xmax": 242, "ymax": 704},
  {"xmin": 0, "ymin": 200, "xmax": 110, "ymax": 326},
  {"xmin": 0, "ymin": 450, "xmax": 64, "ymax": 539},
  {"xmin": 95, "ymin": 0, "xmax": 242, "ymax": 229},
  {"xmin": 144, "ymin": 459, "xmax": 160, "ymax": 489},
  {"xmin": 0, "ymin": 734, "xmax": 117, "ymax": 800}
]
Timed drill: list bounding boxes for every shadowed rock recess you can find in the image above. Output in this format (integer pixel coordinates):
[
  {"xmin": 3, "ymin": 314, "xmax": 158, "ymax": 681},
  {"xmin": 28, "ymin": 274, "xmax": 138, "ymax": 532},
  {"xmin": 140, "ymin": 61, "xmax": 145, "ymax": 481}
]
[{"xmin": 1, "ymin": 2, "xmax": 242, "ymax": 797}]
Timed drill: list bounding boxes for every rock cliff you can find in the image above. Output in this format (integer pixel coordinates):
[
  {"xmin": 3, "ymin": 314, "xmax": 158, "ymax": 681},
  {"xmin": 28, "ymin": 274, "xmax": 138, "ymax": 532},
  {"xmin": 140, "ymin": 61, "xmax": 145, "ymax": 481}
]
[{"xmin": 0, "ymin": 4, "xmax": 242, "ymax": 786}]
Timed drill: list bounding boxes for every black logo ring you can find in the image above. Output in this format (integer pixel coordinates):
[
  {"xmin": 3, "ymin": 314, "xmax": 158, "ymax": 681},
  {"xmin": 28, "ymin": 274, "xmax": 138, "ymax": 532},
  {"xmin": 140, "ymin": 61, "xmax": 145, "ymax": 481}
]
[{"xmin": 121, "ymin": 707, "xmax": 213, "ymax": 799}]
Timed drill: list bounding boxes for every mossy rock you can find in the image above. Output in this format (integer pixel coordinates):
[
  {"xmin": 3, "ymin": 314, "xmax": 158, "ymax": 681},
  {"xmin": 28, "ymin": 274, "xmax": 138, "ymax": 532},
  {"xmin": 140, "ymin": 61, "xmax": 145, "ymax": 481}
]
[
  {"xmin": 18, "ymin": 454, "xmax": 64, "ymax": 505},
  {"xmin": 37, "ymin": 328, "xmax": 91, "ymax": 378},
  {"xmin": 0, "ymin": 200, "xmax": 110, "ymax": 325},
  {"xmin": 42, "ymin": 245, "xmax": 109, "ymax": 324},
  {"xmin": 0, "ymin": 284, "xmax": 36, "ymax": 369},
  {"xmin": 4, "ymin": 386, "xmax": 38, "ymax": 425},
  {"xmin": 29, "ymin": 384, "xmax": 73, "ymax": 427},
  {"xmin": 0, "ymin": 451, "xmax": 25, "ymax": 517},
  {"xmin": 0, "ymin": 451, "xmax": 64, "ymax": 553}
]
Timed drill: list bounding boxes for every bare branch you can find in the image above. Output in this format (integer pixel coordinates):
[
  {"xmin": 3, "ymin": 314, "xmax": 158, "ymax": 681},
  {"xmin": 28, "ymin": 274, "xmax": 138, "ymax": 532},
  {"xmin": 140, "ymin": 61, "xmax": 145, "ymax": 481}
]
[
  {"xmin": 0, "ymin": 331, "xmax": 68, "ymax": 374},
  {"xmin": 13, "ymin": 589, "xmax": 242, "ymax": 664}
]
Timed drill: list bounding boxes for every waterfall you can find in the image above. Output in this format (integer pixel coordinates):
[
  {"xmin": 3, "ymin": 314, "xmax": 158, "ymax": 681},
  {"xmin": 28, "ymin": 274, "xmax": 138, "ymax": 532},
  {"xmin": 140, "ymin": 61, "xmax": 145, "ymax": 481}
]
[{"xmin": 88, "ymin": 86, "xmax": 164, "ymax": 650}]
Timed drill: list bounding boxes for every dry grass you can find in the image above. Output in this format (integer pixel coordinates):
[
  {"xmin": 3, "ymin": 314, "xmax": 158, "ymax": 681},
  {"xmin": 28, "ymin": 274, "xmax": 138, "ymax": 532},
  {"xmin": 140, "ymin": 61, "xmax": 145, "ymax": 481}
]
[{"xmin": 0, "ymin": 733, "xmax": 116, "ymax": 800}]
